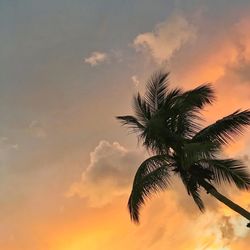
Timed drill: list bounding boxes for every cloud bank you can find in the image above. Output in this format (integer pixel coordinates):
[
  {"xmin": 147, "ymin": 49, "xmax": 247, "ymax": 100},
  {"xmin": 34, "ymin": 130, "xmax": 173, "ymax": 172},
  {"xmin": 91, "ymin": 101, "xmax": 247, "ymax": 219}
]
[{"xmin": 66, "ymin": 140, "xmax": 144, "ymax": 206}]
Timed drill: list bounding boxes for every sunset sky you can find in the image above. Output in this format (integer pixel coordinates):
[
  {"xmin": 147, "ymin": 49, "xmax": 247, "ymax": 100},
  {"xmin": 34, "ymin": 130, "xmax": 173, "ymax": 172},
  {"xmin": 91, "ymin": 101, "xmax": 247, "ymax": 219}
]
[{"xmin": 1, "ymin": 0, "xmax": 250, "ymax": 249}]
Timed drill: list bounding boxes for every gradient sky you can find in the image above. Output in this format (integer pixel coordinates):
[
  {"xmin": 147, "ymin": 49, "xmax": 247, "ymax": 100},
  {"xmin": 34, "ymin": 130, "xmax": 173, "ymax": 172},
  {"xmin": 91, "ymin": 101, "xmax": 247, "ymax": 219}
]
[{"xmin": 1, "ymin": 0, "xmax": 250, "ymax": 249}]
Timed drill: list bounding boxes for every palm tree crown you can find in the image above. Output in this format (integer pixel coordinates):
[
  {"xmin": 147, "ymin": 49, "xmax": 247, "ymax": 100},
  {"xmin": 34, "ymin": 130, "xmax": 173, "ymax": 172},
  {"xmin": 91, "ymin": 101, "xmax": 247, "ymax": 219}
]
[{"xmin": 117, "ymin": 71, "xmax": 250, "ymax": 223}]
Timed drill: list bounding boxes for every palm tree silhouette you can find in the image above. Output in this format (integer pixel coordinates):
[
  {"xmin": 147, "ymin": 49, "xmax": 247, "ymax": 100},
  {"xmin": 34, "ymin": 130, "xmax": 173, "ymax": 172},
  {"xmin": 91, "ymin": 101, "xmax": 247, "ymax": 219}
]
[{"xmin": 117, "ymin": 71, "xmax": 250, "ymax": 225}]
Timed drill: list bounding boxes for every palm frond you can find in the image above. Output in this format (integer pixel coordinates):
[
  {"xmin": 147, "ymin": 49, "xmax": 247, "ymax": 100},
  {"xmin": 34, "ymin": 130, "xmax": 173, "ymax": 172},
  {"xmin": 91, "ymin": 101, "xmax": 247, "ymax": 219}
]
[
  {"xmin": 160, "ymin": 87, "xmax": 202, "ymax": 138},
  {"xmin": 133, "ymin": 93, "xmax": 151, "ymax": 123},
  {"xmin": 200, "ymin": 159, "xmax": 250, "ymax": 190},
  {"xmin": 182, "ymin": 142, "xmax": 219, "ymax": 168},
  {"xmin": 193, "ymin": 110, "xmax": 250, "ymax": 145},
  {"xmin": 160, "ymin": 87, "xmax": 184, "ymax": 131},
  {"xmin": 128, "ymin": 155, "xmax": 172, "ymax": 223},
  {"xmin": 178, "ymin": 84, "xmax": 215, "ymax": 110},
  {"xmin": 128, "ymin": 166, "xmax": 171, "ymax": 223},
  {"xmin": 189, "ymin": 188, "xmax": 205, "ymax": 212},
  {"xmin": 170, "ymin": 84, "xmax": 214, "ymax": 137},
  {"xmin": 132, "ymin": 155, "xmax": 172, "ymax": 185},
  {"xmin": 116, "ymin": 115, "xmax": 145, "ymax": 133},
  {"xmin": 175, "ymin": 111, "xmax": 202, "ymax": 138},
  {"xmin": 160, "ymin": 87, "xmax": 183, "ymax": 115},
  {"xmin": 142, "ymin": 127, "xmax": 182, "ymax": 154},
  {"xmin": 177, "ymin": 169, "xmax": 205, "ymax": 212},
  {"xmin": 145, "ymin": 71, "xmax": 169, "ymax": 112}
]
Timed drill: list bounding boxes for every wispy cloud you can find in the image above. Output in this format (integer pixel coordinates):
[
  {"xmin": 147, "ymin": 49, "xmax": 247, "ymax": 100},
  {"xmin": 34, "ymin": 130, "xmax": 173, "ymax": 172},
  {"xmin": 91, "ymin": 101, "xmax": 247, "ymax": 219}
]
[
  {"xmin": 84, "ymin": 51, "xmax": 108, "ymax": 66},
  {"xmin": 131, "ymin": 75, "xmax": 140, "ymax": 87},
  {"xmin": 0, "ymin": 137, "xmax": 19, "ymax": 151}
]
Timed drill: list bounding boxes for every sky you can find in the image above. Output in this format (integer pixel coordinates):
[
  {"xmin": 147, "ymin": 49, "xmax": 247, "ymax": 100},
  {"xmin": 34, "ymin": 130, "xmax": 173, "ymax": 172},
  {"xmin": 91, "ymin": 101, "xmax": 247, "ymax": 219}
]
[{"xmin": 1, "ymin": 0, "xmax": 250, "ymax": 249}]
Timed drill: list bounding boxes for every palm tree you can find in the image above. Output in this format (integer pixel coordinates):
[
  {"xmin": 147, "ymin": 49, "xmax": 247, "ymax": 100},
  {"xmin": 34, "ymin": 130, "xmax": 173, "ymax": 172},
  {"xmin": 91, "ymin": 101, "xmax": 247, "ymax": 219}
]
[{"xmin": 117, "ymin": 71, "xmax": 250, "ymax": 225}]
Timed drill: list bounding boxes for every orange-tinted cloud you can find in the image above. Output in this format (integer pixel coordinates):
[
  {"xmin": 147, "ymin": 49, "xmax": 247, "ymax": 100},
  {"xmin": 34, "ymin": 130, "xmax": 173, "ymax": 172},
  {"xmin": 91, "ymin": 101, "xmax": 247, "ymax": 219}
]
[
  {"xmin": 66, "ymin": 140, "xmax": 145, "ymax": 206},
  {"xmin": 133, "ymin": 13, "xmax": 196, "ymax": 64}
]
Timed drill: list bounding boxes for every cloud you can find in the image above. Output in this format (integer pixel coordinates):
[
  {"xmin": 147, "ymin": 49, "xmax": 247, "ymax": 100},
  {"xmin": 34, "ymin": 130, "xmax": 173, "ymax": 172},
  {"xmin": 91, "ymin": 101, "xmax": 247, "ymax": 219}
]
[
  {"xmin": 131, "ymin": 75, "xmax": 140, "ymax": 87},
  {"xmin": 171, "ymin": 14, "xmax": 250, "ymax": 85},
  {"xmin": 84, "ymin": 51, "xmax": 108, "ymax": 66},
  {"xmin": 224, "ymin": 26, "xmax": 250, "ymax": 85},
  {"xmin": 230, "ymin": 216, "xmax": 249, "ymax": 238},
  {"xmin": 0, "ymin": 137, "xmax": 19, "ymax": 152},
  {"xmin": 66, "ymin": 140, "xmax": 144, "ymax": 206},
  {"xmin": 133, "ymin": 13, "xmax": 196, "ymax": 64}
]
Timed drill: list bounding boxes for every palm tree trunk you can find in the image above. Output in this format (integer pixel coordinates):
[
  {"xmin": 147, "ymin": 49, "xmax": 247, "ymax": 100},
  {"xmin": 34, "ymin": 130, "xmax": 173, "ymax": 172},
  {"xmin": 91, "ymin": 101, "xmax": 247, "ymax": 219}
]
[{"xmin": 200, "ymin": 180, "xmax": 250, "ymax": 222}]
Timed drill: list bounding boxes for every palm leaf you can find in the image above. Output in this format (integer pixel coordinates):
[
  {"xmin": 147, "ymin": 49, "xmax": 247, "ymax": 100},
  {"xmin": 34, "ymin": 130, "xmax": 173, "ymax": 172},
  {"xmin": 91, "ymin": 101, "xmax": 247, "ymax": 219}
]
[
  {"xmin": 171, "ymin": 84, "xmax": 214, "ymax": 137},
  {"xmin": 177, "ymin": 173, "xmax": 205, "ymax": 212},
  {"xmin": 162, "ymin": 87, "xmax": 183, "ymax": 109},
  {"xmin": 158, "ymin": 87, "xmax": 201, "ymax": 138},
  {"xmin": 145, "ymin": 71, "xmax": 169, "ymax": 112},
  {"xmin": 132, "ymin": 155, "xmax": 172, "ymax": 185},
  {"xmin": 181, "ymin": 142, "xmax": 219, "ymax": 168},
  {"xmin": 133, "ymin": 93, "xmax": 151, "ymax": 123},
  {"xmin": 175, "ymin": 111, "xmax": 202, "ymax": 138},
  {"xmin": 128, "ymin": 166, "xmax": 171, "ymax": 223},
  {"xmin": 142, "ymin": 126, "xmax": 183, "ymax": 154},
  {"xmin": 189, "ymin": 188, "xmax": 205, "ymax": 212},
  {"xmin": 116, "ymin": 115, "xmax": 145, "ymax": 133},
  {"xmin": 200, "ymin": 159, "xmax": 250, "ymax": 190},
  {"xmin": 178, "ymin": 84, "xmax": 215, "ymax": 111},
  {"xmin": 193, "ymin": 110, "xmax": 250, "ymax": 145},
  {"xmin": 128, "ymin": 155, "xmax": 172, "ymax": 223}
]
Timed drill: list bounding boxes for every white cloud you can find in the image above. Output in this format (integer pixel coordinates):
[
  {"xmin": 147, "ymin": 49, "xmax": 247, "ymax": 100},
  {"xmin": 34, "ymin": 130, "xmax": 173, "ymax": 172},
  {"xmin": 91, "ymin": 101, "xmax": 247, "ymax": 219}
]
[
  {"xmin": 133, "ymin": 13, "xmax": 196, "ymax": 64},
  {"xmin": 84, "ymin": 51, "xmax": 108, "ymax": 66},
  {"xmin": 230, "ymin": 216, "xmax": 249, "ymax": 238},
  {"xmin": 0, "ymin": 137, "xmax": 19, "ymax": 151},
  {"xmin": 66, "ymin": 140, "xmax": 144, "ymax": 206},
  {"xmin": 131, "ymin": 75, "xmax": 140, "ymax": 87}
]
